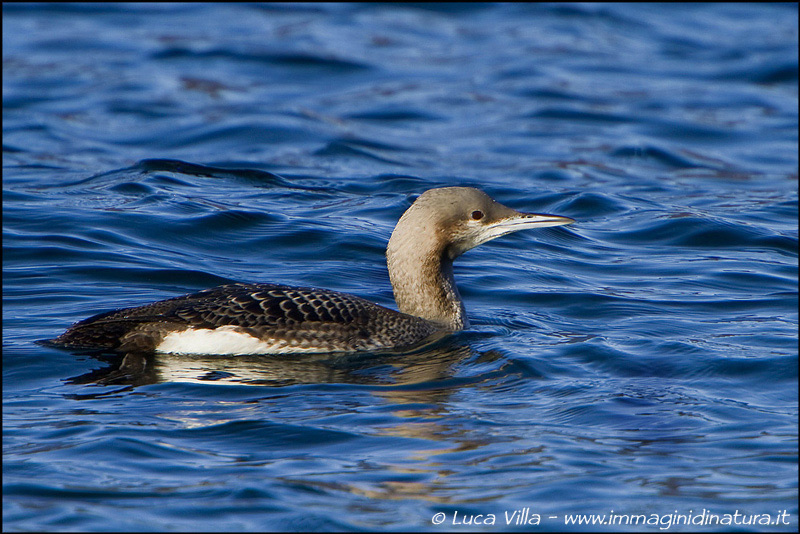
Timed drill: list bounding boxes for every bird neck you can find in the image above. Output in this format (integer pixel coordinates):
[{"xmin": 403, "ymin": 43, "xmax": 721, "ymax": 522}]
[{"xmin": 386, "ymin": 229, "xmax": 468, "ymax": 331}]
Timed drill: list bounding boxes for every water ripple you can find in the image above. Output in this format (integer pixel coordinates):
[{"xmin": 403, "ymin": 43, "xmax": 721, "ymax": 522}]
[{"xmin": 4, "ymin": 2, "xmax": 797, "ymax": 532}]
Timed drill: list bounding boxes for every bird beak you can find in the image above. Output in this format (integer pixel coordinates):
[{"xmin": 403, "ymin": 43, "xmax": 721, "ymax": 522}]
[{"xmin": 482, "ymin": 211, "xmax": 574, "ymax": 241}]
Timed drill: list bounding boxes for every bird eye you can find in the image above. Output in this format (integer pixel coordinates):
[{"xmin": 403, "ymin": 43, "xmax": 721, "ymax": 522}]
[{"xmin": 471, "ymin": 210, "xmax": 484, "ymax": 221}]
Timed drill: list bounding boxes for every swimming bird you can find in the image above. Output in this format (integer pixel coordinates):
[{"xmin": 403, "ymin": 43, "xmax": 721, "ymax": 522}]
[{"xmin": 49, "ymin": 187, "xmax": 573, "ymax": 355}]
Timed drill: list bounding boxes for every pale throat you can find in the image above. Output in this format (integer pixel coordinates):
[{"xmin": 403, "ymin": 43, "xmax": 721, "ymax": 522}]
[{"xmin": 387, "ymin": 242, "xmax": 468, "ymax": 331}]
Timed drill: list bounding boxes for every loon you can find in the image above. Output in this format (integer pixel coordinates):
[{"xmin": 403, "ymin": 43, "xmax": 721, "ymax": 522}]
[{"xmin": 49, "ymin": 187, "xmax": 573, "ymax": 355}]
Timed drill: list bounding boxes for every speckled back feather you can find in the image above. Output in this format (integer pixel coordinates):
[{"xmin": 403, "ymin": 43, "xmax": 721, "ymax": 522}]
[{"xmin": 51, "ymin": 283, "xmax": 440, "ymax": 353}]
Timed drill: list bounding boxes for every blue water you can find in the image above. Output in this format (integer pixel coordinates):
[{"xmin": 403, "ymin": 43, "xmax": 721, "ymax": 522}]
[{"xmin": 3, "ymin": 3, "xmax": 797, "ymax": 532}]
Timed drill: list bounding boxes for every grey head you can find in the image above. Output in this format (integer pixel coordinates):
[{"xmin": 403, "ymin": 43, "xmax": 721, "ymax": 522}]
[{"xmin": 386, "ymin": 187, "xmax": 573, "ymax": 330}]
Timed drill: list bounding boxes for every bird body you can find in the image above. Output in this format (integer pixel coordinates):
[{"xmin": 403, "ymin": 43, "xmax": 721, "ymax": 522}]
[
  {"xmin": 55, "ymin": 282, "xmax": 438, "ymax": 354},
  {"xmin": 49, "ymin": 187, "xmax": 573, "ymax": 355}
]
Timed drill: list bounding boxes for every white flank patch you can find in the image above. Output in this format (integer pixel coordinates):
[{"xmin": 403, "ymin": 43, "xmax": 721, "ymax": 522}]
[{"xmin": 155, "ymin": 326, "xmax": 322, "ymax": 355}]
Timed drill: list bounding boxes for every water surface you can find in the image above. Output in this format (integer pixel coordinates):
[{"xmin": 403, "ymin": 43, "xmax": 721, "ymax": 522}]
[{"xmin": 3, "ymin": 3, "xmax": 797, "ymax": 531}]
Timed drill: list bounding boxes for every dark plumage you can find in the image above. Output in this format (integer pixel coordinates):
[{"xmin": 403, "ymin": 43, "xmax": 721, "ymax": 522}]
[{"xmin": 51, "ymin": 283, "xmax": 439, "ymax": 353}]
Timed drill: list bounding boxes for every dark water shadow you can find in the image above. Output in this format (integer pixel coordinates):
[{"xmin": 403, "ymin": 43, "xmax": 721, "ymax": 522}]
[
  {"xmin": 31, "ymin": 158, "xmax": 336, "ymax": 193},
  {"xmin": 60, "ymin": 334, "xmax": 486, "ymax": 395}
]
